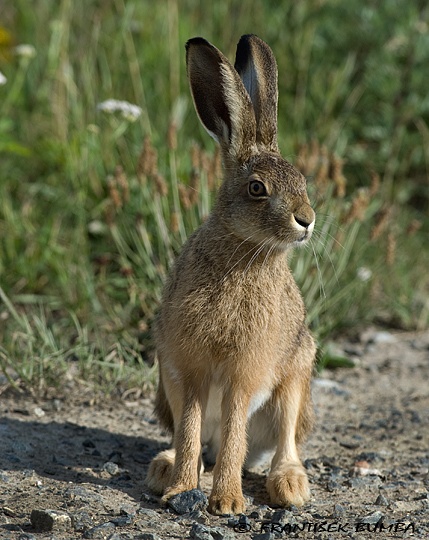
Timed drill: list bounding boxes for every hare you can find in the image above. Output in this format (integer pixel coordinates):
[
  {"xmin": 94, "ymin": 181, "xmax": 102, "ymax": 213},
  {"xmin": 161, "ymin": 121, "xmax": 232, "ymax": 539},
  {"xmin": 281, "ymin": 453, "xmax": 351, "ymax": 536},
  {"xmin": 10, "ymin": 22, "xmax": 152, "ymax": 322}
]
[{"xmin": 146, "ymin": 34, "xmax": 316, "ymax": 515}]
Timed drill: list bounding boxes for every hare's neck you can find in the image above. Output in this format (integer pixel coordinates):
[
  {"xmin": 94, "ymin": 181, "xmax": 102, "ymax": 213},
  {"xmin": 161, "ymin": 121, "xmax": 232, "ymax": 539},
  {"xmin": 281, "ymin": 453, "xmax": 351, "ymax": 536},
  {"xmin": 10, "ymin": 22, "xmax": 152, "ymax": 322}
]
[{"xmin": 204, "ymin": 214, "xmax": 289, "ymax": 275}]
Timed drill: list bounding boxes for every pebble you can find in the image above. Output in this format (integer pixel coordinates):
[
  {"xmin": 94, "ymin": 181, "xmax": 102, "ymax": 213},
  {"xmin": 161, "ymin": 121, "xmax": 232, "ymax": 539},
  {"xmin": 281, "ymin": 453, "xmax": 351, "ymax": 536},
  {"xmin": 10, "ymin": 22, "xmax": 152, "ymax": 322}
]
[
  {"xmin": 30, "ymin": 509, "xmax": 71, "ymax": 532},
  {"xmin": 252, "ymin": 533, "xmax": 276, "ymax": 540},
  {"xmin": 0, "ymin": 471, "xmax": 10, "ymax": 482},
  {"xmin": 190, "ymin": 523, "xmax": 212, "ymax": 540},
  {"xmin": 374, "ymin": 493, "xmax": 389, "ymax": 506},
  {"xmin": 352, "ymin": 464, "xmax": 383, "ymax": 477},
  {"xmin": 102, "ymin": 461, "xmax": 121, "ymax": 475},
  {"xmin": 71, "ymin": 510, "xmax": 94, "ymax": 532},
  {"xmin": 190, "ymin": 523, "xmax": 235, "ymax": 540},
  {"xmin": 83, "ymin": 521, "xmax": 116, "ymax": 538},
  {"xmin": 271, "ymin": 509, "xmax": 293, "ymax": 524},
  {"xmin": 65, "ymin": 486, "xmax": 103, "ymax": 503},
  {"xmin": 249, "ymin": 508, "xmax": 265, "ymax": 520},
  {"xmin": 110, "ymin": 514, "xmax": 134, "ymax": 526},
  {"xmin": 333, "ymin": 503, "xmax": 346, "ymax": 517},
  {"xmin": 33, "ymin": 407, "xmax": 45, "ymax": 418},
  {"xmin": 82, "ymin": 439, "xmax": 96, "ymax": 448},
  {"xmin": 358, "ymin": 510, "xmax": 384, "ymax": 524},
  {"xmin": 166, "ymin": 489, "xmax": 208, "ymax": 515},
  {"xmin": 137, "ymin": 508, "xmax": 160, "ymax": 520},
  {"xmin": 372, "ymin": 331, "xmax": 396, "ymax": 344},
  {"xmin": 140, "ymin": 534, "xmax": 162, "ymax": 540}
]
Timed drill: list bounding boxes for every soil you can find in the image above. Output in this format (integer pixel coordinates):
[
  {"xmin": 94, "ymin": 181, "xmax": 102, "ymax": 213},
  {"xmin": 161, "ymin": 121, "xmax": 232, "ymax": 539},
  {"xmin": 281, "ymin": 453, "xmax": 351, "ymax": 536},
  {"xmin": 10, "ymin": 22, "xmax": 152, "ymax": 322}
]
[{"xmin": 1, "ymin": 328, "xmax": 428, "ymax": 540}]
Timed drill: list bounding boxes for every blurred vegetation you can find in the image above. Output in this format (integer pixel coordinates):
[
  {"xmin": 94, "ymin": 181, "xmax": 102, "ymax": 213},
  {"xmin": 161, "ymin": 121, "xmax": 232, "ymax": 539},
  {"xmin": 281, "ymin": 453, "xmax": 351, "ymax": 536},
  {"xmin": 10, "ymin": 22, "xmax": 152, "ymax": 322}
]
[{"xmin": 0, "ymin": 0, "xmax": 428, "ymax": 394}]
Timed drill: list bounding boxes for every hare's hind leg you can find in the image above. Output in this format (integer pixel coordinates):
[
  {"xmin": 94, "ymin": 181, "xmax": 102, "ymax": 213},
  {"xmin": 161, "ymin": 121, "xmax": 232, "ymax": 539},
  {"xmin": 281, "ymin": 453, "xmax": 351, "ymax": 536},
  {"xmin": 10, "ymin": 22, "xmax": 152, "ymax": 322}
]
[
  {"xmin": 146, "ymin": 369, "xmax": 176, "ymax": 494},
  {"xmin": 146, "ymin": 448, "xmax": 176, "ymax": 495},
  {"xmin": 266, "ymin": 335, "xmax": 315, "ymax": 507}
]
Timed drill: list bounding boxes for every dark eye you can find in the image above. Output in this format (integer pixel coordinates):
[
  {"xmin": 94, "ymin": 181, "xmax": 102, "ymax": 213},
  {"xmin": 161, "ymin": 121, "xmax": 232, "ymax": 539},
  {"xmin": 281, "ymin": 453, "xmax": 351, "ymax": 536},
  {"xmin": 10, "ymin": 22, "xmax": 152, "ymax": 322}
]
[{"xmin": 248, "ymin": 180, "xmax": 267, "ymax": 198}]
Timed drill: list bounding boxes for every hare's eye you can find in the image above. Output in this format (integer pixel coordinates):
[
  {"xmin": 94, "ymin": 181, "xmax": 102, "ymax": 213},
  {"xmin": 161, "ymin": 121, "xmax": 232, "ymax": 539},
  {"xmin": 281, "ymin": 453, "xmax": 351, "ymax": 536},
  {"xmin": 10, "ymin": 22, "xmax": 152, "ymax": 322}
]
[{"xmin": 248, "ymin": 180, "xmax": 267, "ymax": 198}]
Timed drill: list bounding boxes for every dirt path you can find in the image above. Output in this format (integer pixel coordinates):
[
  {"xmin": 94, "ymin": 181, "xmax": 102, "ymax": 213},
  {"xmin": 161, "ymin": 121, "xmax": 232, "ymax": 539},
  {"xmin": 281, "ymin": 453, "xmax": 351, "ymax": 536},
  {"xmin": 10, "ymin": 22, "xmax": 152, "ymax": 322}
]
[{"xmin": 1, "ymin": 329, "xmax": 428, "ymax": 539}]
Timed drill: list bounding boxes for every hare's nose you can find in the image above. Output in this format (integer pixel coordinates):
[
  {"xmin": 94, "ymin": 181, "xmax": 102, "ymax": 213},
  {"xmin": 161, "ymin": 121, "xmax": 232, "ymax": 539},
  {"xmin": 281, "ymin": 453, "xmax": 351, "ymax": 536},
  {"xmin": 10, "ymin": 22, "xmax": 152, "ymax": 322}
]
[
  {"xmin": 294, "ymin": 215, "xmax": 311, "ymax": 228},
  {"xmin": 293, "ymin": 214, "xmax": 315, "ymax": 232}
]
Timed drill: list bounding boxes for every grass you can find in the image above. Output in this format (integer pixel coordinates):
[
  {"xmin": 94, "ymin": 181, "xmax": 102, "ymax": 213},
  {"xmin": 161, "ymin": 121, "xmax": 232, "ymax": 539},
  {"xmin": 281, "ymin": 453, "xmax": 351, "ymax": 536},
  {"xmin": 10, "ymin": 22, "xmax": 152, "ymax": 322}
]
[{"xmin": 0, "ymin": 0, "xmax": 428, "ymax": 394}]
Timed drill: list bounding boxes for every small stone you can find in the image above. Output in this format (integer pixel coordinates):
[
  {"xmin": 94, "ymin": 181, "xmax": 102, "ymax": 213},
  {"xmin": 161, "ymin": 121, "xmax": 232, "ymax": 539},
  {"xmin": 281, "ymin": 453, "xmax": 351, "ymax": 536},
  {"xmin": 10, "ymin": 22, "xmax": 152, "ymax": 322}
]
[
  {"xmin": 211, "ymin": 525, "xmax": 236, "ymax": 540},
  {"xmin": 83, "ymin": 522, "xmax": 116, "ymax": 539},
  {"xmin": 166, "ymin": 489, "xmax": 208, "ymax": 515},
  {"xmin": 249, "ymin": 510, "xmax": 262, "ymax": 519},
  {"xmin": 271, "ymin": 509, "xmax": 292, "ymax": 524},
  {"xmin": 227, "ymin": 517, "xmax": 238, "ymax": 527},
  {"xmin": 71, "ymin": 511, "xmax": 94, "ymax": 532},
  {"xmin": 82, "ymin": 439, "xmax": 96, "ymax": 448},
  {"xmin": 358, "ymin": 510, "xmax": 384, "ymax": 524},
  {"xmin": 375, "ymin": 493, "xmax": 389, "ymax": 506},
  {"xmin": 120, "ymin": 505, "xmax": 137, "ymax": 516},
  {"xmin": 33, "ymin": 407, "xmax": 45, "ymax": 418},
  {"xmin": 65, "ymin": 486, "xmax": 103, "ymax": 503},
  {"xmin": 190, "ymin": 523, "xmax": 212, "ymax": 540},
  {"xmin": 110, "ymin": 514, "xmax": 134, "ymax": 526},
  {"xmin": 252, "ymin": 533, "xmax": 275, "ymax": 540},
  {"xmin": 18, "ymin": 535, "xmax": 37, "ymax": 540},
  {"xmin": 333, "ymin": 503, "xmax": 345, "ymax": 517},
  {"xmin": 327, "ymin": 479, "xmax": 340, "ymax": 492},
  {"xmin": 140, "ymin": 534, "xmax": 162, "ymax": 540},
  {"xmin": 352, "ymin": 464, "xmax": 382, "ymax": 477},
  {"xmin": 137, "ymin": 508, "xmax": 160, "ymax": 519},
  {"xmin": 30, "ymin": 509, "xmax": 71, "ymax": 532},
  {"xmin": 372, "ymin": 331, "xmax": 396, "ymax": 344},
  {"xmin": 102, "ymin": 461, "xmax": 120, "ymax": 475},
  {"xmin": 0, "ymin": 471, "xmax": 10, "ymax": 482}
]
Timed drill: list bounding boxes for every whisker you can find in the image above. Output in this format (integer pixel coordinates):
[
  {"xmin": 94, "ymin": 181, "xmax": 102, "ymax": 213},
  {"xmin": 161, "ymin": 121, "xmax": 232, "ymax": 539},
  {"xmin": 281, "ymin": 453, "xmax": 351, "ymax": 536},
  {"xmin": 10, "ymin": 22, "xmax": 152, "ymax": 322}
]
[
  {"xmin": 310, "ymin": 239, "xmax": 326, "ymax": 299},
  {"xmin": 225, "ymin": 232, "xmax": 259, "ymax": 268},
  {"xmin": 222, "ymin": 239, "xmax": 264, "ymax": 280},
  {"xmin": 242, "ymin": 239, "xmax": 269, "ymax": 277}
]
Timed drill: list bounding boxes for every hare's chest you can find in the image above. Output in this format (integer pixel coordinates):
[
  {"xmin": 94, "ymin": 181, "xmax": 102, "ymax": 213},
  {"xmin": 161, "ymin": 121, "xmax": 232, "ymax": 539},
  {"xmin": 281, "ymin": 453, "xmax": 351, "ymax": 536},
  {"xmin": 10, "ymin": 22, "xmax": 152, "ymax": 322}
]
[{"xmin": 183, "ymin": 278, "xmax": 282, "ymax": 355}]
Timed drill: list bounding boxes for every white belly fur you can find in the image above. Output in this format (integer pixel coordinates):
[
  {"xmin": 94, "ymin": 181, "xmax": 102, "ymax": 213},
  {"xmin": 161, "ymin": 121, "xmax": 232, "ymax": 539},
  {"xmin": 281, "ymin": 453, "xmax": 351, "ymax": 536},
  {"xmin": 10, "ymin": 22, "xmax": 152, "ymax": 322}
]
[{"xmin": 202, "ymin": 383, "xmax": 272, "ymax": 463}]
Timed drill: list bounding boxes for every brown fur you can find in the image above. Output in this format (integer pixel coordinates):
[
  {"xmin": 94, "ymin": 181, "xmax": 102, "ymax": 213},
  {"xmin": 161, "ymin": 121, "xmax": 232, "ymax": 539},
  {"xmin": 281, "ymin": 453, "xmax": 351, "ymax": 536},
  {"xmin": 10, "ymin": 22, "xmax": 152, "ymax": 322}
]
[{"xmin": 146, "ymin": 34, "xmax": 316, "ymax": 515}]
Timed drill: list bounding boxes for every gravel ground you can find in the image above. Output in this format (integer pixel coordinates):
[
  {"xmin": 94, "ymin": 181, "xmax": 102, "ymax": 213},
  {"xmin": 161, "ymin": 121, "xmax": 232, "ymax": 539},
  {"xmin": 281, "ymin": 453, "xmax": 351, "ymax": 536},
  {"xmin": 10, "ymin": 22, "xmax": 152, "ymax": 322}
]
[{"xmin": 0, "ymin": 328, "xmax": 428, "ymax": 540}]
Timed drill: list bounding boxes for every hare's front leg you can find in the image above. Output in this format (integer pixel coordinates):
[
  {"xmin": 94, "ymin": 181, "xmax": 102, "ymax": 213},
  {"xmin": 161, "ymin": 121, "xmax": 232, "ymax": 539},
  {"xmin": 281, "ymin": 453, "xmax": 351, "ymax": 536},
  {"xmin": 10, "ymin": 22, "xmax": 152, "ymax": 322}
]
[
  {"xmin": 162, "ymin": 383, "xmax": 206, "ymax": 501},
  {"xmin": 266, "ymin": 354, "xmax": 314, "ymax": 507},
  {"xmin": 209, "ymin": 387, "xmax": 249, "ymax": 515}
]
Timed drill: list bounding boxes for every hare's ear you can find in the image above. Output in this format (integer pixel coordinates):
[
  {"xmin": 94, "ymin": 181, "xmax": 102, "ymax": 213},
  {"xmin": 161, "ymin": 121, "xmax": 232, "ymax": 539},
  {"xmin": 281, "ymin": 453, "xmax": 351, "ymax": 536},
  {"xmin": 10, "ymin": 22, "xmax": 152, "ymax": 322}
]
[
  {"xmin": 186, "ymin": 37, "xmax": 257, "ymax": 162},
  {"xmin": 234, "ymin": 34, "xmax": 279, "ymax": 152}
]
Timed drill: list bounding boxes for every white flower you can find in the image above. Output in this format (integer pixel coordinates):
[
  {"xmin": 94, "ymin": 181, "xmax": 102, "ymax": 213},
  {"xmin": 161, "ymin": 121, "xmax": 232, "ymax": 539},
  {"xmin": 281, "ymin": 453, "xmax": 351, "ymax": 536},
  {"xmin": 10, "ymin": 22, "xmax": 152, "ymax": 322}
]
[
  {"xmin": 0, "ymin": 71, "xmax": 7, "ymax": 85},
  {"xmin": 97, "ymin": 99, "xmax": 142, "ymax": 122},
  {"xmin": 14, "ymin": 44, "xmax": 37, "ymax": 59},
  {"xmin": 357, "ymin": 267, "xmax": 372, "ymax": 282}
]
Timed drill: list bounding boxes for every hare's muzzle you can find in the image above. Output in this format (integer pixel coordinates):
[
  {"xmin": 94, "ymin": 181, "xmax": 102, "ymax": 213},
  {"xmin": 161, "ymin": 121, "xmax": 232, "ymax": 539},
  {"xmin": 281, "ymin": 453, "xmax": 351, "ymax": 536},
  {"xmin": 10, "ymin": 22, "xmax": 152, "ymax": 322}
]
[{"xmin": 292, "ymin": 207, "xmax": 315, "ymax": 242}]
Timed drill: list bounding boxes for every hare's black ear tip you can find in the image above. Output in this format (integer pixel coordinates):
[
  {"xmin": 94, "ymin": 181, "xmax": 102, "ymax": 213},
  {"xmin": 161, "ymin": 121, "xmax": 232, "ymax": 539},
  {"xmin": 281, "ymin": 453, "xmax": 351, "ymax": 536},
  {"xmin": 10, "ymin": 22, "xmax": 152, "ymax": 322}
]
[
  {"xmin": 239, "ymin": 33, "xmax": 257, "ymax": 41},
  {"xmin": 186, "ymin": 37, "xmax": 210, "ymax": 51},
  {"xmin": 237, "ymin": 34, "xmax": 260, "ymax": 46}
]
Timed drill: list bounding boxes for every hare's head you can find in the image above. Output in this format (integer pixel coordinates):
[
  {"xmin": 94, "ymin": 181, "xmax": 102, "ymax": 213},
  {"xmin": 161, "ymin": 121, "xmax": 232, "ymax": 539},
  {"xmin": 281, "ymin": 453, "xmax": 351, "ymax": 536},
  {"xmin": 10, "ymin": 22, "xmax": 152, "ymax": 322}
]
[{"xmin": 186, "ymin": 34, "xmax": 315, "ymax": 250}]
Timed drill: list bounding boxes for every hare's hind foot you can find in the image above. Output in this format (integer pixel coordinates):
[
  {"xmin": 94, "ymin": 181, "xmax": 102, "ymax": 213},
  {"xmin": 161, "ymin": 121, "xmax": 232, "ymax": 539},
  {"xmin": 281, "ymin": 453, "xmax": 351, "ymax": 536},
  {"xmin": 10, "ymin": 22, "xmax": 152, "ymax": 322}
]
[
  {"xmin": 266, "ymin": 462, "xmax": 310, "ymax": 507},
  {"xmin": 146, "ymin": 449, "xmax": 175, "ymax": 495}
]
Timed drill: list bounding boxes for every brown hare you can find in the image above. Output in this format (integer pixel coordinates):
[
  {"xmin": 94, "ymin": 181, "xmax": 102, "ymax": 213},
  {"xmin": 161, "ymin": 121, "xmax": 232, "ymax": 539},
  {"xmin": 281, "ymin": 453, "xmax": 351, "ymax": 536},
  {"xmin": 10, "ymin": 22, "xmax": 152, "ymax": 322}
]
[{"xmin": 146, "ymin": 34, "xmax": 316, "ymax": 515}]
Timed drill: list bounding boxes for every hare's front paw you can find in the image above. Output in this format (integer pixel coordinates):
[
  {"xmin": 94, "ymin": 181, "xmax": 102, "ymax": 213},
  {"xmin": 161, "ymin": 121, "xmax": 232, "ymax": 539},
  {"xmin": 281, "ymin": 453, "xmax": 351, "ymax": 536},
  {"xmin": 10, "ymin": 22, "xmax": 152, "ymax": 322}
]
[
  {"xmin": 208, "ymin": 491, "xmax": 246, "ymax": 515},
  {"xmin": 146, "ymin": 449, "xmax": 175, "ymax": 495},
  {"xmin": 162, "ymin": 482, "xmax": 201, "ymax": 502},
  {"xmin": 266, "ymin": 462, "xmax": 310, "ymax": 507}
]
